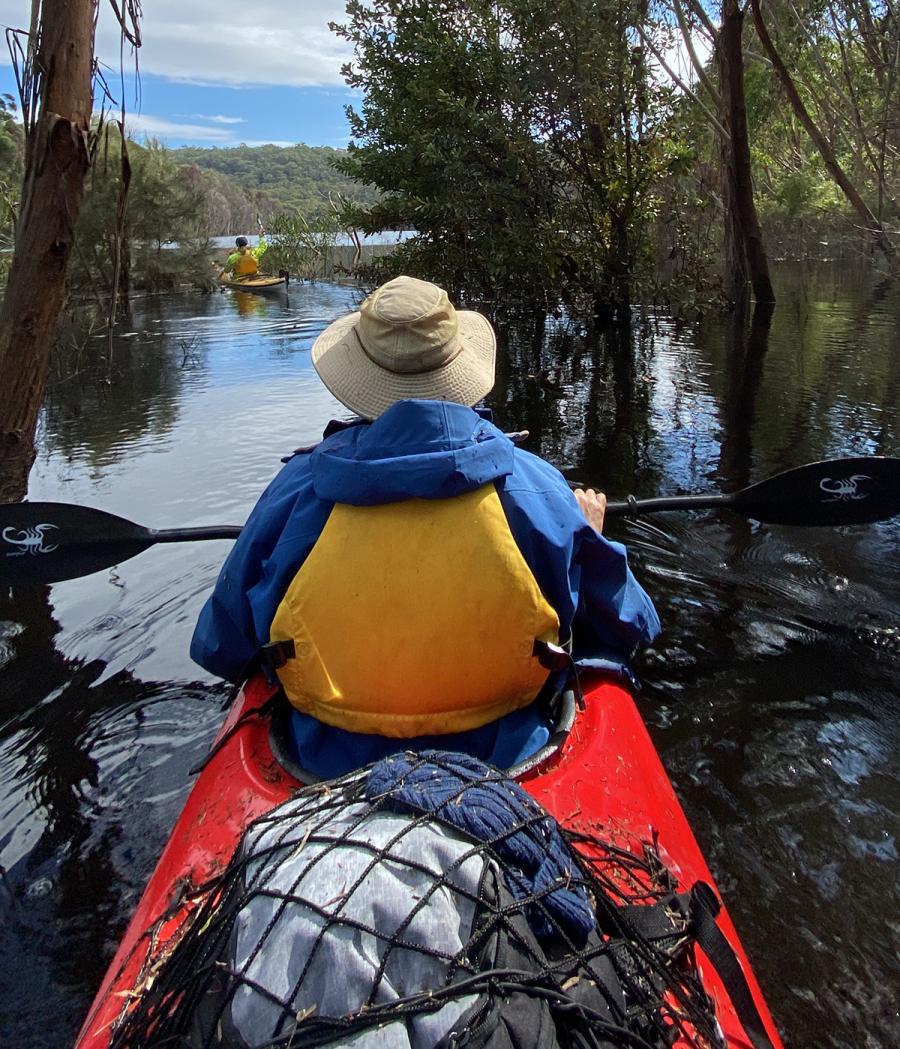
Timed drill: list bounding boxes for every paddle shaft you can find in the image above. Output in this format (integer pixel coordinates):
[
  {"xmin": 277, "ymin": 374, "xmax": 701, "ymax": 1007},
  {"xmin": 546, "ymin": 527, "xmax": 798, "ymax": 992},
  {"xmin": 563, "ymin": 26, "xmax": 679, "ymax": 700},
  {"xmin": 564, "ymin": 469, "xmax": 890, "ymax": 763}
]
[
  {"xmin": 2, "ymin": 456, "xmax": 898, "ymax": 585},
  {"xmin": 148, "ymin": 526, "xmax": 243, "ymax": 543},
  {"xmin": 606, "ymin": 494, "xmax": 732, "ymax": 518},
  {"xmin": 101, "ymin": 496, "xmax": 742, "ymax": 540},
  {"xmin": 125, "ymin": 502, "xmax": 736, "ymax": 540}
]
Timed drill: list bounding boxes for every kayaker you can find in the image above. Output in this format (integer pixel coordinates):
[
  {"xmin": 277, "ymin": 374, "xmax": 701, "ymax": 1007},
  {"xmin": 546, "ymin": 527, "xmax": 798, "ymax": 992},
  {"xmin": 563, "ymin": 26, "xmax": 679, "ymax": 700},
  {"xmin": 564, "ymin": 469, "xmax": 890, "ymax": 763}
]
[
  {"xmin": 221, "ymin": 231, "xmax": 267, "ymax": 279},
  {"xmin": 191, "ymin": 275, "xmax": 660, "ymax": 776}
]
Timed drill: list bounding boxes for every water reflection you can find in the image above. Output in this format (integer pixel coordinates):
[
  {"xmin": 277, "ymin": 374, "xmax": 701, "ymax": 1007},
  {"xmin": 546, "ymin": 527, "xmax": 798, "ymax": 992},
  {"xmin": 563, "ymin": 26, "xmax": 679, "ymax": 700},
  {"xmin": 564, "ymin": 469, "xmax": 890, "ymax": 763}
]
[
  {"xmin": 228, "ymin": 288, "xmax": 282, "ymax": 319},
  {"xmin": 0, "ymin": 584, "xmax": 226, "ymax": 1041},
  {"xmin": 717, "ymin": 299, "xmax": 772, "ymax": 489},
  {"xmin": 0, "ymin": 265, "xmax": 898, "ymax": 1047}
]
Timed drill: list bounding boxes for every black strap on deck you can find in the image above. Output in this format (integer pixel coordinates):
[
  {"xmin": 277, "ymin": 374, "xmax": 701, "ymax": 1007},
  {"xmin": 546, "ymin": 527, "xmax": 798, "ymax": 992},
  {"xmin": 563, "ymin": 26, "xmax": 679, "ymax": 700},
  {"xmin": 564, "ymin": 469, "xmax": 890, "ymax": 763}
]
[{"xmin": 688, "ymin": 882, "xmax": 778, "ymax": 1049}]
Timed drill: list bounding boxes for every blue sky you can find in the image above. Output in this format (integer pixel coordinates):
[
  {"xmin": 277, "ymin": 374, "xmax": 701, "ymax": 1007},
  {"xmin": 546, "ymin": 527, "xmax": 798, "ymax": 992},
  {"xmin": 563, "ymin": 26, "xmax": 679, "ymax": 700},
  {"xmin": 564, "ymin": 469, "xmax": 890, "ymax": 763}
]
[
  {"xmin": 0, "ymin": 1, "xmax": 708, "ymax": 149},
  {"xmin": 0, "ymin": 0, "xmax": 357, "ymax": 148}
]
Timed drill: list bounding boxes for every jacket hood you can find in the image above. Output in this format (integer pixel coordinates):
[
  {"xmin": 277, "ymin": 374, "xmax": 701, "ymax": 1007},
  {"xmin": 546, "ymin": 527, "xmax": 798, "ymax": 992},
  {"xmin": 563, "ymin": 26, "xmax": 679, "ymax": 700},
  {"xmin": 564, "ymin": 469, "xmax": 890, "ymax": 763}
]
[{"xmin": 310, "ymin": 400, "xmax": 515, "ymax": 506}]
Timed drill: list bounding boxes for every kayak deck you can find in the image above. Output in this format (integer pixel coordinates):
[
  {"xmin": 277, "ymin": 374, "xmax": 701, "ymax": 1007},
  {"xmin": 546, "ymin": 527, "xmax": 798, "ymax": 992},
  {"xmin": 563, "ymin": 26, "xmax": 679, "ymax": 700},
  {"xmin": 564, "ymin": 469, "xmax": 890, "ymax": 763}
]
[
  {"xmin": 219, "ymin": 274, "xmax": 286, "ymax": 292},
  {"xmin": 74, "ymin": 675, "xmax": 782, "ymax": 1048}
]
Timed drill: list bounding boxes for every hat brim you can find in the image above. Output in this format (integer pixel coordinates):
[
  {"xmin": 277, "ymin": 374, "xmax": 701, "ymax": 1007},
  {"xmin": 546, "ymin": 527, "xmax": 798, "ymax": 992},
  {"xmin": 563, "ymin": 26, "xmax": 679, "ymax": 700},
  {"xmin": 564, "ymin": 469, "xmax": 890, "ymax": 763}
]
[{"xmin": 311, "ymin": 309, "xmax": 496, "ymax": 419}]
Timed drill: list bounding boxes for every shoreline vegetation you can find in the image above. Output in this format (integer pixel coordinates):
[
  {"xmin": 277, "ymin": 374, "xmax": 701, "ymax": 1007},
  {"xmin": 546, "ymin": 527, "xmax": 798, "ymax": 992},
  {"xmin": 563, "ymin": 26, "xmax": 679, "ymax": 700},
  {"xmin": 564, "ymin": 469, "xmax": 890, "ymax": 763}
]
[
  {"xmin": 0, "ymin": 127, "xmax": 893, "ymax": 299},
  {"xmin": 0, "ymin": 1, "xmax": 896, "ymax": 312}
]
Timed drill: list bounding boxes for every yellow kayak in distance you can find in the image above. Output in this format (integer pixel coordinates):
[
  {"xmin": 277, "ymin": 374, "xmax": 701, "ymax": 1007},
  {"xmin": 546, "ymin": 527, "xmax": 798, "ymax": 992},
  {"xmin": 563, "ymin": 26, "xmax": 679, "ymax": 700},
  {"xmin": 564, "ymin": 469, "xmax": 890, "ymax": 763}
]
[{"xmin": 219, "ymin": 274, "xmax": 287, "ymax": 293}]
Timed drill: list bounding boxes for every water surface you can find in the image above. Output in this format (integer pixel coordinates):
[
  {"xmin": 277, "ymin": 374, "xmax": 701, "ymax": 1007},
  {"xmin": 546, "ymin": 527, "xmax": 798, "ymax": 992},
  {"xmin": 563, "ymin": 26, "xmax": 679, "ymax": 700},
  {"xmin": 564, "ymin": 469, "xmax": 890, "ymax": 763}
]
[{"xmin": 0, "ymin": 266, "xmax": 897, "ymax": 1046}]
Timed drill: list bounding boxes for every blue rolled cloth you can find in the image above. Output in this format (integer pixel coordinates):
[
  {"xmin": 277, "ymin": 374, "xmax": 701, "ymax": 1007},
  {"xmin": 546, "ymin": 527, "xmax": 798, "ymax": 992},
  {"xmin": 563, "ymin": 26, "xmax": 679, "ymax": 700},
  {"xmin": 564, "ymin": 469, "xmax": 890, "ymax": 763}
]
[{"xmin": 366, "ymin": 750, "xmax": 594, "ymax": 944}]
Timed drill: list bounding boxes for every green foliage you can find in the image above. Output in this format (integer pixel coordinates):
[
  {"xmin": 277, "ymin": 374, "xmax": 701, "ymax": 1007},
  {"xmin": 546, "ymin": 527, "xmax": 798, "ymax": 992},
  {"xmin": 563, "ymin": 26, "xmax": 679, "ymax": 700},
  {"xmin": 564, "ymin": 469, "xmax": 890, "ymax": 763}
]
[
  {"xmin": 728, "ymin": 0, "xmax": 897, "ymax": 243},
  {"xmin": 179, "ymin": 163, "xmax": 268, "ymax": 238},
  {"xmin": 263, "ymin": 211, "xmax": 341, "ymax": 281},
  {"xmin": 0, "ymin": 94, "xmax": 22, "ymax": 183},
  {"xmin": 629, "ymin": 0, "xmax": 900, "ymax": 276},
  {"xmin": 331, "ymin": 0, "xmax": 677, "ymax": 313},
  {"xmin": 0, "ymin": 94, "xmax": 23, "ymax": 281}
]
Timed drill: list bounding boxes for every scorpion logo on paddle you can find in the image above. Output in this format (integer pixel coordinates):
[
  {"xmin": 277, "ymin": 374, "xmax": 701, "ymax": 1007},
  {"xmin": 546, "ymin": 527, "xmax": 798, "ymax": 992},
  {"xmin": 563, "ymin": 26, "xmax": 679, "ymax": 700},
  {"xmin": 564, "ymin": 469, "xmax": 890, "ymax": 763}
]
[
  {"xmin": 2, "ymin": 524, "xmax": 59, "ymax": 557},
  {"xmin": 819, "ymin": 475, "xmax": 871, "ymax": 502}
]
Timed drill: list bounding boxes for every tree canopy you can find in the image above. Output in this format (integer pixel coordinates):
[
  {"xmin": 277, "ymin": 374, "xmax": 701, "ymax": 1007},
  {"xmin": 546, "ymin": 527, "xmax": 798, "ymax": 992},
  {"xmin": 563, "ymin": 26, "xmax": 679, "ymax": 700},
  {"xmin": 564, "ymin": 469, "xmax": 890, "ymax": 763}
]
[
  {"xmin": 327, "ymin": 0, "xmax": 898, "ymax": 309},
  {"xmin": 74, "ymin": 134, "xmax": 214, "ymax": 297},
  {"xmin": 330, "ymin": 1, "xmax": 689, "ymax": 313}
]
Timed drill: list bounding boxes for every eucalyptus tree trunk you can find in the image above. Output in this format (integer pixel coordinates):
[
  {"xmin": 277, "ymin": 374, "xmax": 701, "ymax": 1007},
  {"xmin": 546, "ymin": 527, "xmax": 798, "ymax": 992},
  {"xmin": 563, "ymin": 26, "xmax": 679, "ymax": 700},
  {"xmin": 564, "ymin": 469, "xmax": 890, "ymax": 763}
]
[
  {"xmin": 0, "ymin": 0, "xmax": 96, "ymax": 502},
  {"xmin": 718, "ymin": 0, "xmax": 775, "ymax": 305}
]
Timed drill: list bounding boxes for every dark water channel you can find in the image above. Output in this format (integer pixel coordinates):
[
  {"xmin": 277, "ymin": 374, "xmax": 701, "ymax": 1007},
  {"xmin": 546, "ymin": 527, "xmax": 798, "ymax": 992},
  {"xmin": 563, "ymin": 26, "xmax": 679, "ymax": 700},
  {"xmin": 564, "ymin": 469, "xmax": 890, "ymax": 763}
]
[{"xmin": 1, "ymin": 267, "xmax": 898, "ymax": 1046}]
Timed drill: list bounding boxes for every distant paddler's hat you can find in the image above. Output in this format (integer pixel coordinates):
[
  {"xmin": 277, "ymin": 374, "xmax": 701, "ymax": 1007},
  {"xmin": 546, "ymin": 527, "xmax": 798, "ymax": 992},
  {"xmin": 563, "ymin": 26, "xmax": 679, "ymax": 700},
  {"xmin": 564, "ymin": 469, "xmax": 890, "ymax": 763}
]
[{"xmin": 311, "ymin": 276, "xmax": 496, "ymax": 419}]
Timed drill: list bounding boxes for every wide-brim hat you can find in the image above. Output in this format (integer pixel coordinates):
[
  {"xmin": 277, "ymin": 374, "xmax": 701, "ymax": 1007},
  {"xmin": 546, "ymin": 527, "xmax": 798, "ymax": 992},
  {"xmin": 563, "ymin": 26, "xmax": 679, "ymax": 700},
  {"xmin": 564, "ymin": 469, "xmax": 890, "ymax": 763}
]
[{"xmin": 311, "ymin": 275, "xmax": 496, "ymax": 419}]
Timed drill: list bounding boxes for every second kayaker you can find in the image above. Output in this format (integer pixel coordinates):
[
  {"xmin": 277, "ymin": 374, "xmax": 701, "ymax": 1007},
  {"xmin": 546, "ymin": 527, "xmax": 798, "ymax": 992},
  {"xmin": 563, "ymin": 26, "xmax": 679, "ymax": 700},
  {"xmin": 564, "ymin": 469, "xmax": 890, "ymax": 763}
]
[
  {"xmin": 221, "ymin": 231, "xmax": 267, "ymax": 279},
  {"xmin": 191, "ymin": 276, "xmax": 660, "ymax": 775}
]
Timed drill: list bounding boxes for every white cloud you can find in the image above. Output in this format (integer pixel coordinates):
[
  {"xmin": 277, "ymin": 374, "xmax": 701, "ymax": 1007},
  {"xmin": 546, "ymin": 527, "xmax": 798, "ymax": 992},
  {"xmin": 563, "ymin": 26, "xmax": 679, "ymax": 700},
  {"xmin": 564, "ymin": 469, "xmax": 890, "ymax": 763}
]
[
  {"xmin": 124, "ymin": 112, "xmax": 236, "ymax": 141},
  {"xmin": 190, "ymin": 114, "xmax": 247, "ymax": 125},
  {"xmin": 121, "ymin": 113, "xmax": 297, "ymax": 147},
  {"xmin": 0, "ymin": 1, "xmax": 354, "ymax": 88}
]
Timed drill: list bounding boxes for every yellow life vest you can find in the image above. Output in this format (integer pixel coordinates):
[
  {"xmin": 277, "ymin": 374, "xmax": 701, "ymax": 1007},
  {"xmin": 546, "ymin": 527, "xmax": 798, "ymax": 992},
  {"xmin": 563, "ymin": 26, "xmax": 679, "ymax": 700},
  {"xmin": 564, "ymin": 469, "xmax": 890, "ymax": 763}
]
[
  {"xmin": 233, "ymin": 250, "xmax": 259, "ymax": 276},
  {"xmin": 269, "ymin": 483, "xmax": 560, "ymax": 737}
]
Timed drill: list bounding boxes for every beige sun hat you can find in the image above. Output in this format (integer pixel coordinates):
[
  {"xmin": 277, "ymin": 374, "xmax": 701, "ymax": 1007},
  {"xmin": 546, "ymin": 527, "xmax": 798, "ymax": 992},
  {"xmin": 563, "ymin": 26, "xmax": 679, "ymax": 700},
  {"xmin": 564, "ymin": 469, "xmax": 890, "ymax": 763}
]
[{"xmin": 311, "ymin": 275, "xmax": 496, "ymax": 419}]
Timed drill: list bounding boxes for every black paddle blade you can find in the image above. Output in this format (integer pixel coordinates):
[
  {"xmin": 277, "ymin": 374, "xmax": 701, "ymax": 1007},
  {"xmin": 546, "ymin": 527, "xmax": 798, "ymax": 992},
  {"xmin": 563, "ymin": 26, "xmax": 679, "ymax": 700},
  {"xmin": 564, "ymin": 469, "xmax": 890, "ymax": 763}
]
[
  {"xmin": 0, "ymin": 502, "xmax": 154, "ymax": 585},
  {"xmin": 732, "ymin": 456, "xmax": 900, "ymax": 526}
]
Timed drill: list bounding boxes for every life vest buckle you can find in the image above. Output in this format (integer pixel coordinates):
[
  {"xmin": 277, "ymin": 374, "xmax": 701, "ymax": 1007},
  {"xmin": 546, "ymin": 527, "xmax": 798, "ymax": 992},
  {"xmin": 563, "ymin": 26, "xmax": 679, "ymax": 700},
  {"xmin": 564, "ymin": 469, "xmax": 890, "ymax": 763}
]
[
  {"xmin": 258, "ymin": 639, "xmax": 296, "ymax": 685},
  {"xmin": 533, "ymin": 639, "xmax": 570, "ymax": 672},
  {"xmin": 533, "ymin": 639, "xmax": 584, "ymax": 711}
]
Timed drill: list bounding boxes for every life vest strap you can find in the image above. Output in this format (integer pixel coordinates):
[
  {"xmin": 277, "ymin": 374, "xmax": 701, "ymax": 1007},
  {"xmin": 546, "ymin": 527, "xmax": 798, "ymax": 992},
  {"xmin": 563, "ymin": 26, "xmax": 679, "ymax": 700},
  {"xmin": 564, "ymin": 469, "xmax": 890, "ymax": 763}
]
[{"xmin": 533, "ymin": 639, "xmax": 584, "ymax": 710}]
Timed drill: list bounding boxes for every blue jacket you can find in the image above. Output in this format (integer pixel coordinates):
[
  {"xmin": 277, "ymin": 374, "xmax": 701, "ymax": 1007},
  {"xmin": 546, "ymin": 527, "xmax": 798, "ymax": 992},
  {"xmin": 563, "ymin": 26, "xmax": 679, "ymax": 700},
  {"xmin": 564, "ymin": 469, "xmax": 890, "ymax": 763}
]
[{"xmin": 191, "ymin": 400, "xmax": 660, "ymax": 685}]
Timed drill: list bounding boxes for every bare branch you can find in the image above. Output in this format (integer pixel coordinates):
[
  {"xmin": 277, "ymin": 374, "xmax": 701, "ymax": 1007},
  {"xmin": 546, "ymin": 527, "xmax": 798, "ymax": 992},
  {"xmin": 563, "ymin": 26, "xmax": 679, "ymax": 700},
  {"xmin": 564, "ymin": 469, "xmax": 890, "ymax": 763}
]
[
  {"xmin": 681, "ymin": 0, "xmax": 719, "ymax": 40},
  {"xmin": 672, "ymin": 0, "xmax": 722, "ymax": 108},
  {"xmin": 636, "ymin": 21, "xmax": 730, "ymax": 140}
]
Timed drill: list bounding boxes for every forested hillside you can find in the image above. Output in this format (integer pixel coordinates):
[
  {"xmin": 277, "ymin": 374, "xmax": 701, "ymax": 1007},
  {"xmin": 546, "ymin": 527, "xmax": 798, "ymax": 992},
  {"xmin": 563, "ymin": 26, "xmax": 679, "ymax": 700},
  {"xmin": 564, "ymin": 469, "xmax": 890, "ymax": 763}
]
[{"xmin": 173, "ymin": 143, "xmax": 379, "ymax": 231}]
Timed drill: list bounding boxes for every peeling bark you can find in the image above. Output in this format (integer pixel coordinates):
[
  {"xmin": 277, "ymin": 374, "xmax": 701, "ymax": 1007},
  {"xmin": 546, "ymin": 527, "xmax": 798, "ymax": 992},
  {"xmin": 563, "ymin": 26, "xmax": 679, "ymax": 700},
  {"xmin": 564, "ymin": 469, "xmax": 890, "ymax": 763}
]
[{"xmin": 0, "ymin": 1, "xmax": 96, "ymax": 502}]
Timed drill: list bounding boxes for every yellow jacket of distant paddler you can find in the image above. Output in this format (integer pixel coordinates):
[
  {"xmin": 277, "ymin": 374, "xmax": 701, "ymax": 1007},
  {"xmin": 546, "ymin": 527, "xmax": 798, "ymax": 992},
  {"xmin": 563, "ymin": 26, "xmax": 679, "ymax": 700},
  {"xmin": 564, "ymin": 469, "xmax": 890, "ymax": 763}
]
[{"xmin": 224, "ymin": 237, "xmax": 267, "ymax": 277}]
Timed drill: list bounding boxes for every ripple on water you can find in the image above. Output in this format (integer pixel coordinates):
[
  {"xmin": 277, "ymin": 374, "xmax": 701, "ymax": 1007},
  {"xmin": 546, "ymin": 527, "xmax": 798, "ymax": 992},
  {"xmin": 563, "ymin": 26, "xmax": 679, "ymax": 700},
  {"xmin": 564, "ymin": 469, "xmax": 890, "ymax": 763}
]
[
  {"xmin": 817, "ymin": 717, "xmax": 887, "ymax": 786},
  {"xmin": 0, "ymin": 620, "xmax": 24, "ymax": 671}
]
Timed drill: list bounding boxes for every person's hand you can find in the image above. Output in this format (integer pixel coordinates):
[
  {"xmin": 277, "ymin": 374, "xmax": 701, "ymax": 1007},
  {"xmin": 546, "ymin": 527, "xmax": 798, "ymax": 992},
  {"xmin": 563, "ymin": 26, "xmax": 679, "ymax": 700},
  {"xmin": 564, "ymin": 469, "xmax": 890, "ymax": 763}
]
[{"xmin": 574, "ymin": 487, "xmax": 607, "ymax": 534}]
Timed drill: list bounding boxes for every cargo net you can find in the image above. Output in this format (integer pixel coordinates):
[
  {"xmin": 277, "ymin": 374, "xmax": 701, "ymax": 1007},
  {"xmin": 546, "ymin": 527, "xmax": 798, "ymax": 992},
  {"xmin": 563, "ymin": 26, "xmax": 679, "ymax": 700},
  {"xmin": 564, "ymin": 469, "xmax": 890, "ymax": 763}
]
[{"xmin": 110, "ymin": 751, "xmax": 723, "ymax": 1049}]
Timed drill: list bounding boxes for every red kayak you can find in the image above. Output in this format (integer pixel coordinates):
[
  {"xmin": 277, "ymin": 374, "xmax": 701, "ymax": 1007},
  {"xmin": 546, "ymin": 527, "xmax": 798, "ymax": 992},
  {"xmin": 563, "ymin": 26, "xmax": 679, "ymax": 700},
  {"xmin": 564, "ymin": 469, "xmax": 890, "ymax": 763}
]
[{"xmin": 74, "ymin": 674, "xmax": 783, "ymax": 1049}]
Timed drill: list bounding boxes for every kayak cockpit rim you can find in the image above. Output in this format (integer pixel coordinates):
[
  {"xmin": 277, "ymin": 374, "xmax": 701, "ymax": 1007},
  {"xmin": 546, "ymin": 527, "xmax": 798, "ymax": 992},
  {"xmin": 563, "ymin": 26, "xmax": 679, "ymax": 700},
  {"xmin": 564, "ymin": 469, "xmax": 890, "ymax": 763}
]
[{"xmin": 267, "ymin": 686, "xmax": 579, "ymax": 786}]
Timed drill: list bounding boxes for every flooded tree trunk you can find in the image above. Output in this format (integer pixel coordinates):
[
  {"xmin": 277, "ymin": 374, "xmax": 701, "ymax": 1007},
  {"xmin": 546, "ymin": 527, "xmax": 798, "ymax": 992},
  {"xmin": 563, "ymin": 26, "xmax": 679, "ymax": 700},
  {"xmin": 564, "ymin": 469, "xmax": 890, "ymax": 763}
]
[
  {"xmin": 119, "ymin": 223, "xmax": 132, "ymax": 308},
  {"xmin": 111, "ymin": 127, "xmax": 133, "ymax": 314},
  {"xmin": 0, "ymin": 0, "xmax": 96, "ymax": 502},
  {"xmin": 718, "ymin": 0, "xmax": 775, "ymax": 306}
]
